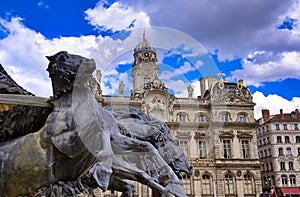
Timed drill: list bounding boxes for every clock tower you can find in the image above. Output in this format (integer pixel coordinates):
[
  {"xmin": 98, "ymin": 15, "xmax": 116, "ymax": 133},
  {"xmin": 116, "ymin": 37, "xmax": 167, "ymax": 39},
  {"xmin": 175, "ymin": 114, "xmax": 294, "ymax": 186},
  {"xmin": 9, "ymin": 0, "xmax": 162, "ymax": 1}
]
[{"xmin": 132, "ymin": 33, "xmax": 159, "ymax": 96}]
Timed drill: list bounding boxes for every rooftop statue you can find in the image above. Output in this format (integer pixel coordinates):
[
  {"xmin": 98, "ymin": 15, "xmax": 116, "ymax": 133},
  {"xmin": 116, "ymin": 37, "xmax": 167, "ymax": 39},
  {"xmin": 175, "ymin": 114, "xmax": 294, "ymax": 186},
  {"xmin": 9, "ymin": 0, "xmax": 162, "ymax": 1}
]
[{"xmin": 0, "ymin": 51, "xmax": 192, "ymax": 197}]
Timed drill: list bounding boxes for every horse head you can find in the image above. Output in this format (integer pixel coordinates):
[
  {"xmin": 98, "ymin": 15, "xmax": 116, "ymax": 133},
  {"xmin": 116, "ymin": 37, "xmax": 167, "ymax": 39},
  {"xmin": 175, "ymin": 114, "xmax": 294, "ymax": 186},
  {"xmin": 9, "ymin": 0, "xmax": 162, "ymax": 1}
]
[
  {"xmin": 46, "ymin": 51, "xmax": 96, "ymax": 99},
  {"xmin": 158, "ymin": 136, "xmax": 193, "ymax": 179}
]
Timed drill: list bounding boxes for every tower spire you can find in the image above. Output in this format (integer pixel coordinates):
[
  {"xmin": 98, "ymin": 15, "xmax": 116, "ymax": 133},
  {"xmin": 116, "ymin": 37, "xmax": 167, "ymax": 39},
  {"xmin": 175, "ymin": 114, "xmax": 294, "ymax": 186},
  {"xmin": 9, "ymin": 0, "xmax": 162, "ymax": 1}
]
[{"xmin": 143, "ymin": 28, "xmax": 147, "ymax": 41}]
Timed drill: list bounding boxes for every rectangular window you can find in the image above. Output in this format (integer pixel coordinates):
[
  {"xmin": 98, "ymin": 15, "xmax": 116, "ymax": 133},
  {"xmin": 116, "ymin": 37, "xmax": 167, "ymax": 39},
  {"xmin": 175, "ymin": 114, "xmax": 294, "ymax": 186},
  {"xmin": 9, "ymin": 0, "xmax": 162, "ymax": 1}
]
[
  {"xmin": 298, "ymin": 148, "xmax": 300, "ymax": 156},
  {"xmin": 268, "ymin": 148, "xmax": 272, "ymax": 157},
  {"xmin": 288, "ymin": 162, "xmax": 294, "ymax": 170},
  {"xmin": 285, "ymin": 136, "xmax": 290, "ymax": 143},
  {"xmin": 198, "ymin": 140, "xmax": 206, "ymax": 159},
  {"xmin": 270, "ymin": 162, "xmax": 273, "ymax": 171},
  {"xmin": 286, "ymin": 148, "xmax": 292, "ymax": 156},
  {"xmin": 223, "ymin": 140, "xmax": 231, "ymax": 158},
  {"xmin": 278, "ymin": 148, "xmax": 284, "ymax": 156},
  {"xmin": 242, "ymin": 140, "xmax": 250, "ymax": 158},
  {"xmin": 283, "ymin": 124, "xmax": 288, "ymax": 130},
  {"xmin": 294, "ymin": 124, "xmax": 299, "ymax": 130},
  {"xmin": 244, "ymin": 174, "xmax": 253, "ymax": 194},
  {"xmin": 225, "ymin": 174, "xmax": 234, "ymax": 194},
  {"xmin": 179, "ymin": 140, "xmax": 189, "ymax": 157},
  {"xmin": 277, "ymin": 136, "xmax": 282, "ymax": 143},
  {"xmin": 259, "ymin": 140, "xmax": 262, "ymax": 146},
  {"xmin": 182, "ymin": 174, "xmax": 192, "ymax": 195},
  {"xmin": 276, "ymin": 124, "xmax": 280, "ymax": 130},
  {"xmin": 202, "ymin": 174, "xmax": 212, "ymax": 195},
  {"xmin": 280, "ymin": 162, "xmax": 286, "ymax": 170},
  {"xmin": 296, "ymin": 136, "xmax": 300, "ymax": 143}
]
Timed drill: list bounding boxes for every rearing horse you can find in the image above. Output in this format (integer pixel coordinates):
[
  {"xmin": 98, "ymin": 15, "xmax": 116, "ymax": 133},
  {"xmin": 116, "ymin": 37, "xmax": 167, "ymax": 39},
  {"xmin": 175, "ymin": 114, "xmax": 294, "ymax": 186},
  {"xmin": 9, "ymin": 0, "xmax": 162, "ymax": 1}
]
[{"xmin": 0, "ymin": 51, "xmax": 189, "ymax": 197}]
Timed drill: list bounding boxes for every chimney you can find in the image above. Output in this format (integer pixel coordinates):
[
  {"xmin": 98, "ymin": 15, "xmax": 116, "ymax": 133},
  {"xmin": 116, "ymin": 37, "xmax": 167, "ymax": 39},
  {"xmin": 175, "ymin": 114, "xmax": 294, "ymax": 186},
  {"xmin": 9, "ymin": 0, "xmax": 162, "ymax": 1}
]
[
  {"xmin": 199, "ymin": 77, "xmax": 206, "ymax": 98},
  {"xmin": 296, "ymin": 109, "xmax": 299, "ymax": 117},
  {"xmin": 280, "ymin": 109, "xmax": 283, "ymax": 119},
  {"xmin": 262, "ymin": 109, "xmax": 270, "ymax": 123},
  {"xmin": 207, "ymin": 76, "xmax": 217, "ymax": 90}
]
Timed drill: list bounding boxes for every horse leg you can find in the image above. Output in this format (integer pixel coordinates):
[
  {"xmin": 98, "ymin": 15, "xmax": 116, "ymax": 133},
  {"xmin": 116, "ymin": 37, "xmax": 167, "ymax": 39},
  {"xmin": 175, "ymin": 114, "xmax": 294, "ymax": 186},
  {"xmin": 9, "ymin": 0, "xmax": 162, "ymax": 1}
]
[
  {"xmin": 108, "ymin": 175, "xmax": 136, "ymax": 197},
  {"xmin": 111, "ymin": 156, "xmax": 168, "ymax": 197},
  {"xmin": 112, "ymin": 134, "xmax": 185, "ymax": 196}
]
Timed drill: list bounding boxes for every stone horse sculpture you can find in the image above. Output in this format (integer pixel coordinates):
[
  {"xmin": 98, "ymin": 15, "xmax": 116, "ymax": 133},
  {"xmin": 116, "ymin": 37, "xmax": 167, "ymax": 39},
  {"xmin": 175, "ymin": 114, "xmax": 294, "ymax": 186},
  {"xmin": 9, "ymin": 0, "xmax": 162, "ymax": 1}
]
[{"xmin": 0, "ymin": 51, "xmax": 192, "ymax": 197}]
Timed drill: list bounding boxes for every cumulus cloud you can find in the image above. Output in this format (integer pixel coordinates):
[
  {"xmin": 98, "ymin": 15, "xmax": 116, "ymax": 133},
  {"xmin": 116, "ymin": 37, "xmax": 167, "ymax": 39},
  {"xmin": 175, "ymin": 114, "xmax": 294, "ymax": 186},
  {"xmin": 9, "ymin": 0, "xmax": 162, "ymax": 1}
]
[
  {"xmin": 229, "ymin": 51, "xmax": 300, "ymax": 86},
  {"xmin": 116, "ymin": 0, "xmax": 300, "ymax": 62},
  {"xmin": 0, "ymin": 17, "xmax": 127, "ymax": 97},
  {"xmin": 253, "ymin": 91, "xmax": 300, "ymax": 119},
  {"xmin": 0, "ymin": 16, "xmax": 209, "ymax": 98},
  {"xmin": 85, "ymin": 2, "xmax": 150, "ymax": 32},
  {"xmin": 160, "ymin": 61, "xmax": 197, "ymax": 80}
]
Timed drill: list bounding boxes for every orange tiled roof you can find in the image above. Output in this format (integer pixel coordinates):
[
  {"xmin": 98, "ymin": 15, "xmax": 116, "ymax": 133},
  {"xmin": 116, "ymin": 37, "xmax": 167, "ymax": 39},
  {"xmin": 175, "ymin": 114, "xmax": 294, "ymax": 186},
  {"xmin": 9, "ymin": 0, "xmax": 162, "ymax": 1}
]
[{"xmin": 265, "ymin": 110, "xmax": 300, "ymax": 123}]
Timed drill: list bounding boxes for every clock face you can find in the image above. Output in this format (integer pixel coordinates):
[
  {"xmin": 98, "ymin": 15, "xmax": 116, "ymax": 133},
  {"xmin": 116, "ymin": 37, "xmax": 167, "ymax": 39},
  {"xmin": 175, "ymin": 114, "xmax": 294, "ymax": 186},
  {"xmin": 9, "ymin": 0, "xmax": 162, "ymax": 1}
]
[{"xmin": 144, "ymin": 52, "xmax": 149, "ymax": 57}]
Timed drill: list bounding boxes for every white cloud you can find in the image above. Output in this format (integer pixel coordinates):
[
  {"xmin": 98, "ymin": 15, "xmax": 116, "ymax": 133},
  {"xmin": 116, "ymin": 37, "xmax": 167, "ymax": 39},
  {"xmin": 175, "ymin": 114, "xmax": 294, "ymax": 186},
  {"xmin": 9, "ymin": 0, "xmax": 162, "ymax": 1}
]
[
  {"xmin": 85, "ymin": 2, "xmax": 150, "ymax": 32},
  {"xmin": 0, "ymin": 17, "xmax": 130, "ymax": 97},
  {"xmin": 229, "ymin": 51, "xmax": 300, "ymax": 86},
  {"xmin": 160, "ymin": 60, "xmax": 203, "ymax": 81},
  {"xmin": 253, "ymin": 91, "xmax": 300, "ymax": 119},
  {"xmin": 2, "ymin": 18, "xmax": 208, "ymax": 98}
]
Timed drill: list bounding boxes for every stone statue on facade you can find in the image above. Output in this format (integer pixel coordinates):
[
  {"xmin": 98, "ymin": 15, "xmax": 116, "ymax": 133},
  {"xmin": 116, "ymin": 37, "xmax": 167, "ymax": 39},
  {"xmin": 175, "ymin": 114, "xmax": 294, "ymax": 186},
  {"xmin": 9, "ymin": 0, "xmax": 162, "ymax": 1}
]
[
  {"xmin": 187, "ymin": 84, "xmax": 194, "ymax": 98},
  {"xmin": 119, "ymin": 81, "xmax": 125, "ymax": 96}
]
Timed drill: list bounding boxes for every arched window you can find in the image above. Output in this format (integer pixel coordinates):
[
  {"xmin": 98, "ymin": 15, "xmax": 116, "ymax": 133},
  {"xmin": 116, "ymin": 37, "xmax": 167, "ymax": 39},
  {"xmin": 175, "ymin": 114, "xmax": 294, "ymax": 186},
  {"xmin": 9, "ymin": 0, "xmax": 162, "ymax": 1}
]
[
  {"xmin": 290, "ymin": 174, "xmax": 296, "ymax": 185},
  {"xmin": 195, "ymin": 113, "xmax": 206, "ymax": 122},
  {"xmin": 224, "ymin": 173, "xmax": 235, "ymax": 195},
  {"xmin": 244, "ymin": 173, "xmax": 254, "ymax": 194},
  {"xmin": 220, "ymin": 112, "xmax": 230, "ymax": 122},
  {"xmin": 281, "ymin": 175, "xmax": 288, "ymax": 186},
  {"xmin": 182, "ymin": 173, "xmax": 192, "ymax": 195},
  {"xmin": 202, "ymin": 174, "xmax": 212, "ymax": 195},
  {"xmin": 238, "ymin": 113, "xmax": 247, "ymax": 123},
  {"xmin": 178, "ymin": 113, "xmax": 188, "ymax": 122}
]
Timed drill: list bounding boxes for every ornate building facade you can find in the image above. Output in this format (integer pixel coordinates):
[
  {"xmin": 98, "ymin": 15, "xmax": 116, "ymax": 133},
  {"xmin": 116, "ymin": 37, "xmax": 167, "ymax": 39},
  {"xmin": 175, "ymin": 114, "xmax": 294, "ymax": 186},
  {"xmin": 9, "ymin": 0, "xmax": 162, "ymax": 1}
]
[
  {"xmin": 97, "ymin": 35, "xmax": 262, "ymax": 197},
  {"xmin": 257, "ymin": 109, "xmax": 300, "ymax": 196}
]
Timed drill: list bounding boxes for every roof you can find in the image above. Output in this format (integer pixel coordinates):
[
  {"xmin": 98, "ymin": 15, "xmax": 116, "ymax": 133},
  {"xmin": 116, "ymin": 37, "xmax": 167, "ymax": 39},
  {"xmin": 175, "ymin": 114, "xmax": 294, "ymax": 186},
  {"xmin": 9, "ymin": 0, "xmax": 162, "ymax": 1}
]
[
  {"xmin": 265, "ymin": 110, "xmax": 300, "ymax": 123},
  {"xmin": 134, "ymin": 34, "xmax": 156, "ymax": 53}
]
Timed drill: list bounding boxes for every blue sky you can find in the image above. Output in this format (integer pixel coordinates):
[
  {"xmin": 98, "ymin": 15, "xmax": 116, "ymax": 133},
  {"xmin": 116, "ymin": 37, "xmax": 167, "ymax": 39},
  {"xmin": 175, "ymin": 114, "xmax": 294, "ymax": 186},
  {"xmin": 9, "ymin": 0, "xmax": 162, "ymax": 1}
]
[{"xmin": 1, "ymin": 0, "xmax": 300, "ymax": 118}]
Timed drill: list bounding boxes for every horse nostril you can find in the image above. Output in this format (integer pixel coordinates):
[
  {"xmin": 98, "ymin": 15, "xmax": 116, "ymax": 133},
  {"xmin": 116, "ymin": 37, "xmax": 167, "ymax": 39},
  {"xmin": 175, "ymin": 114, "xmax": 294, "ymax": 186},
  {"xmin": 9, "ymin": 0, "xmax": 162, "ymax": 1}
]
[{"xmin": 190, "ymin": 165, "xmax": 193, "ymax": 170}]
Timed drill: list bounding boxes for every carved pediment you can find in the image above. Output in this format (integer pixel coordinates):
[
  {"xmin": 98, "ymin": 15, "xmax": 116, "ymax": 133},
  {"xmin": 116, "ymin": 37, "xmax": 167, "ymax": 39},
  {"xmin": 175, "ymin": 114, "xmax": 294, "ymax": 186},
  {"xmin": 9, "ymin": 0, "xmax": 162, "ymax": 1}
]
[
  {"xmin": 176, "ymin": 131, "xmax": 191, "ymax": 138},
  {"xmin": 212, "ymin": 93, "xmax": 254, "ymax": 105},
  {"xmin": 237, "ymin": 130, "xmax": 253, "ymax": 138},
  {"xmin": 219, "ymin": 130, "xmax": 234, "ymax": 138},
  {"xmin": 194, "ymin": 132, "xmax": 206, "ymax": 139}
]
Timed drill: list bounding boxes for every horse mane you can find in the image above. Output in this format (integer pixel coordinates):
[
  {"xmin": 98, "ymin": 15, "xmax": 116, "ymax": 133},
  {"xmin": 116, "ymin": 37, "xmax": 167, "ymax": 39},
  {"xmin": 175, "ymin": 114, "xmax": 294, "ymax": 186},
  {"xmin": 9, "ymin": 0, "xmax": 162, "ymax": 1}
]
[{"xmin": 0, "ymin": 64, "xmax": 52, "ymax": 142}]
